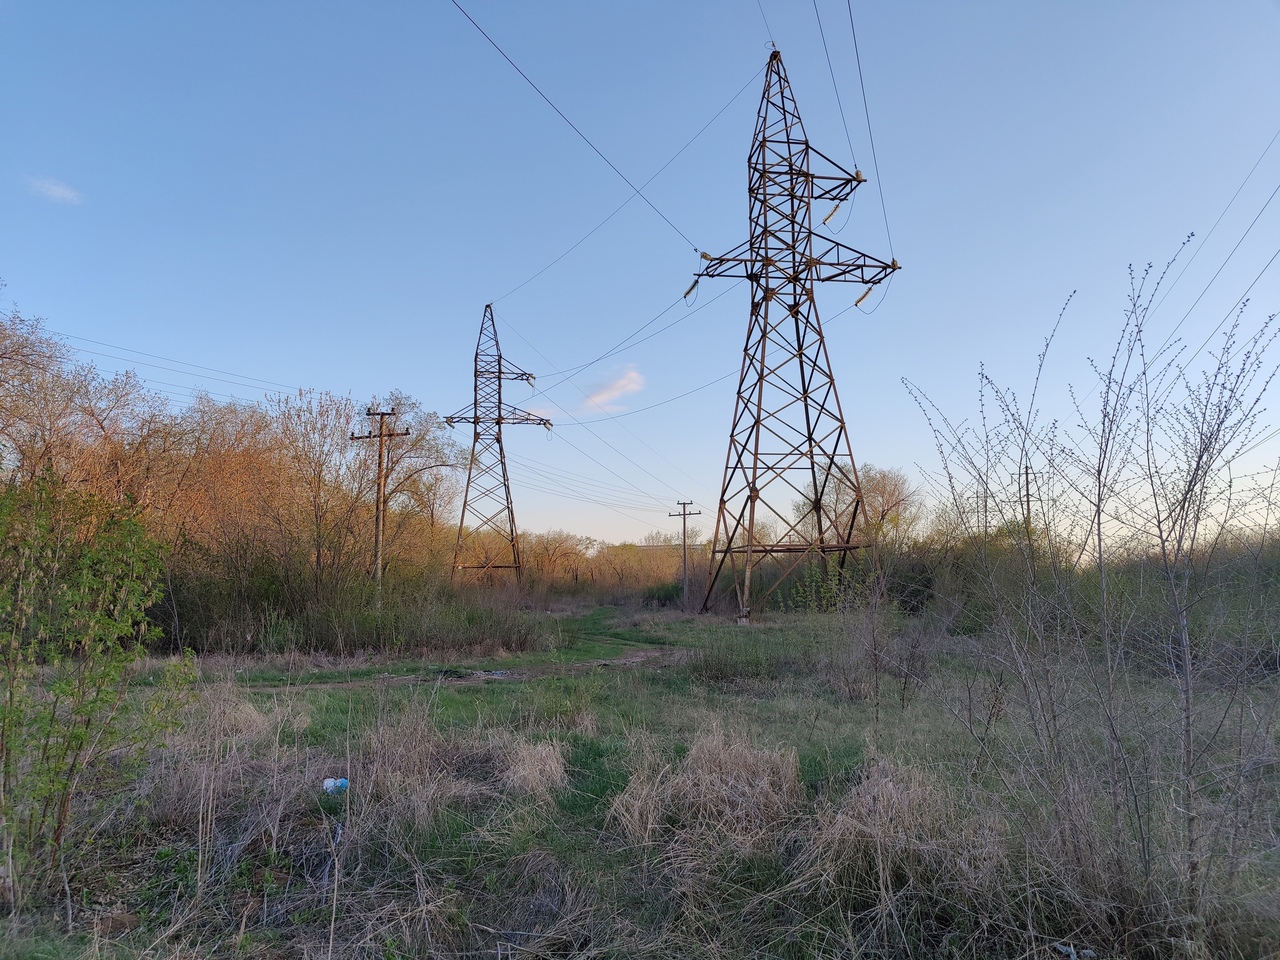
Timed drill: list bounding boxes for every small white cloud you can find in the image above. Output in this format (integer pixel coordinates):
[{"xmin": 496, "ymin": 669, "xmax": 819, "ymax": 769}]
[
  {"xmin": 586, "ymin": 367, "xmax": 645, "ymax": 411},
  {"xmin": 28, "ymin": 177, "xmax": 82, "ymax": 204}
]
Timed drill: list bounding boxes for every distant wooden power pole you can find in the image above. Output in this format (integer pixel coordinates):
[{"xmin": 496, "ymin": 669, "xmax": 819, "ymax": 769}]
[
  {"xmin": 351, "ymin": 407, "xmax": 410, "ymax": 600},
  {"xmin": 1011, "ymin": 465, "xmax": 1039, "ymax": 577},
  {"xmin": 670, "ymin": 501, "xmax": 702, "ymax": 609}
]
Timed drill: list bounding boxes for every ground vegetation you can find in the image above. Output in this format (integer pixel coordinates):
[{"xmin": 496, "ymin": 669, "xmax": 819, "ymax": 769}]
[{"xmin": 1, "ymin": 272, "xmax": 1277, "ymax": 957}]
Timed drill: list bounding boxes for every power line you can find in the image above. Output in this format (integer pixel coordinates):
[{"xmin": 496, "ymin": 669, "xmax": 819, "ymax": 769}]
[
  {"xmin": 509, "ymin": 454, "xmax": 672, "ymax": 507},
  {"xmin": 47, "ymin": 328, "xmax": 302, "ymax": 391},
  {"xmin": 509, "ymin": 348, "xmax": 719, "ymax": 514},
  {"xmin": 493, "ymin": 64, "xmax": 766, "ymax": 304},
  {"xmin": 498, "ymin": 300, "xmax": 673, "ymax": 381},
  {"xmin": 1227, "ymin": 416, "xmax": 1280, "ymax": 464},
  {"xmin": 495, "ymin": 304, "xmax": 717, "ymax": 506},
  {"xmin": 118, "ymin": 377, "xmax": 252, "ymax": 406},
  {"xmin": 510, "ymin": 458, "xmax": 673, "ymax": 512},
  {"xmin": 509, "ymin": 460, "xmax": 666, "ymax": 508},
  {"xmin": 755, "ymin": 0, "xmax": 776, "ymax": 46},
  {"xmin": 569, "ymin": 370, "xmax": 737, "ymax": 424},
  {"xmin": 515, "ymin": 478, "xmax": 670, "ymax": 515},
  {"xmin": 38, "ymin": 327, "xmax": 303, "ymax": 407},
  {"xmin": 52, "ymin": 359, "xmax": 267, "ymax": 407},
  {"xmin": 846, "ymin": 0, "xmax": 893, "ymax": 260},
  {"xmin": 1152, "ymin": 176, "xmax": 1280, "ymax": 361},
  {"xmin": 536, "ymin": 390, "xmax": 690, "ymax": 503},
  {"xmin": 1147, "ymin": 123, "xmax": 1280, "ymax": 323},
  {"xmin": 449, "ymin": 0, "xmax": 698, "ymax": 252},
  {"xmin": 492, "ymin": 283, "xmax": 744, "ymax": 503},
  {"xmin": 812, "ymin": 0, "xmax": 858, "ymax": 169},
  {"xmin": 470, "ymin": 313, "xmax": 696, "ymax": 512},
  {"xmin": 515, "ymin": 280, "xmax": 744, "ymax": 395},
  {"xmin": 1181, "ymin": 241, "xmax": 1280, "ymax": 372},
  {"xmin": 543, "ymin": 426, "xmax": 688, "ymax": 511},
  {"xmin": 67, "ymin": 345, "xmax": 293, "ymax": 396},
  {"xmin": 512, "ymin": 478, "xmax": 671, "ymax": 531},
  {"xmin": 1066, "ymin": 146, "xmax": 1280, "ymax": 428}
]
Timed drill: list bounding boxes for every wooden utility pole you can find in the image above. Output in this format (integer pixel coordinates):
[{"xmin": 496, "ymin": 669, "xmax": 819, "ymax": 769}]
[
  {"xmin": 1024, "ymin": 465, "xmax": 1033, "ymax": 544},
  {"xmin": 1012, "ymin": 465, "xmax": 1038, "ymax": 577},
  {"xmin": 351, "ymin": 407, "xmax": 410, "ymax": 601},
  {"xmin": 669, "ymin": 501, "xmax": 702, "ymax": 609}
]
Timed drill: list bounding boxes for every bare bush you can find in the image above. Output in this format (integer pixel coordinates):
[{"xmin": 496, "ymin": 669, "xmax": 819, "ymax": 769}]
[{"xmin": 905, "ymin": 265, "xmax": 1280, "ymax": 954}]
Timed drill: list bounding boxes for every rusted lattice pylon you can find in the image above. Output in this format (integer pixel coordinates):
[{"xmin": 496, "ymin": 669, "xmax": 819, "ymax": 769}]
[
  {"xmin": 695, "ymin": 50, "xmax": 900, "ymax": 619},
  {"xmin": 445, "ymin": 304, "xmax": 550, "ymax": 583}
]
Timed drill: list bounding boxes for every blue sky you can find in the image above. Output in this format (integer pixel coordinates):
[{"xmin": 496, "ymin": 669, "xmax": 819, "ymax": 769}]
[{"xmin": 3, "ymin": 1, "xmax": 1279, "ymax": 542}]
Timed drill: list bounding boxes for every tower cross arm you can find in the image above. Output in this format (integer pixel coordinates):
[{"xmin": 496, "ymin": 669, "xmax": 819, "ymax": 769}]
[
  {"xmin": 443, "ymin": 405, "xmax": 473, "ymax": 426},
  {"xmin": 807, "ymin": 233, "xmax": 901, "ymax": 284},
  {"xmin": 497, "ymin": 360, "xmax": 537, "ymax": 382},
  {"xmin": 497, "ymin": 404, "xmax": 552, "ymax": 428},
  {"xmin": 693, "ymin": 234, "xmax": 900, "ymax": 285},
  {"xmin": 476, "ymin": 357, "xmax": 538, "ymax": 382},
  {"xmin": 445, "ymin": 405, "xmax": 551, "ymax": 429},
  {"xmin": 695, "ymin": 238, "xmax": 756, "ymax": 279},
  {"xmin": 807, "ymin": 144, "xmax": 868, "ymax": 204}
]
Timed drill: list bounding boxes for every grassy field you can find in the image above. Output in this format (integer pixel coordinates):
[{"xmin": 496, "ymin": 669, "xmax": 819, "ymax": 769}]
[{"xmin": 4, "ymin": 605, "xmax": 1278, "ymax": 960}]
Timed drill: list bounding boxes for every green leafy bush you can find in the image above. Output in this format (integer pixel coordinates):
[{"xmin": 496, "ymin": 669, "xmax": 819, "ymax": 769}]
[{"xmin": 0, "ymin": 477, "xmax": 190, "ymax": 909}]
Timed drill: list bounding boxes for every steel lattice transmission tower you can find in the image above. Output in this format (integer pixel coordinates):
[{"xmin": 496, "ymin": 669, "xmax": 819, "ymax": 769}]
[
  {"xmin": 445, "ymin": 304, "xmax": 551, "ymax": 583},
  {"xmin": 696, "ymin": 50, "xmax": 900, "ymax": 619}
]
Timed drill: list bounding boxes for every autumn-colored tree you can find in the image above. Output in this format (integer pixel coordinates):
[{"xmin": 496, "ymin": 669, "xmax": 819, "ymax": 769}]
[{"xmin": 524, "ymin": 529, "xmax": 596, "ymax": 586}]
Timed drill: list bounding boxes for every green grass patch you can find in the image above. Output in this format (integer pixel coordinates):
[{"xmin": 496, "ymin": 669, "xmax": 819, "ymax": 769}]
[{"xmin": 558, "ymin": 736, "xmax": 632, "ymax": 822}]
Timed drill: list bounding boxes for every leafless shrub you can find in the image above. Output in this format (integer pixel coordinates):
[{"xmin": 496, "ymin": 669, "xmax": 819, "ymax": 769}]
[
  {"xmin": 905, "ymin": 262, "xmax": 1280, "ymax": 955},
  {"xmin": 825, "ymin": 608, "xmax": 936, "ymax": 718}
]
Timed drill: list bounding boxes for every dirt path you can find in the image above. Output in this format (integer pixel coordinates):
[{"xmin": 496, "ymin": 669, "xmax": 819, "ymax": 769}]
[{"xmin": 248, "ymin": 646, "xmax": 679, "ymax": 693}]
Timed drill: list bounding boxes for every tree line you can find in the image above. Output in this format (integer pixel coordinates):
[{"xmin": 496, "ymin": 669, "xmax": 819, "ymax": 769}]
[{"xmin": 0, "ymin": 297, "xmax": 709, "ymax": 651}]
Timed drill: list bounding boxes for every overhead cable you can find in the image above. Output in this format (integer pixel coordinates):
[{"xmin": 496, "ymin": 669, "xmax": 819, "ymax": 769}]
[
  {"xmin": 449, "ymin": 0, "xmax": 698, "ymax": 251},
  {"xmin": 1152, "ymin": 177, "xmax": 1280, "ymax": 362},
  {"xmin": 569, "ymin": 370, "xmax": 737, "ymax": 424},
  {"xmin": 846, "ymin": 1, "xmax": 893, "ymax": 260},
  {"xmin": 812, "ymin": 0, "xmax": 858, "ymax": 168},
  {"xmin": 519, "ymin": 280, "xmax": 744, "ymax": 394},
  {"xmin": 67, "ymin": 345, "xmax": 293, "ymax": 396},
  {"xmin": 1148, "ymin": 123, "xmax": 1280, "ymax": 324},
  {"xmin": 494, "ymin": 64, "xmax": 766, "ymax": 304},
  {"xmin": 495, "ymin": 306, "xmax": 717, "ymax": 504},
  {"xmin": 756, "ymin": 0, "xmax": 776, "ymax": 46},
  {"xmin": 48, "ymin": 329, "xmax": 302, "ymax": 391}
]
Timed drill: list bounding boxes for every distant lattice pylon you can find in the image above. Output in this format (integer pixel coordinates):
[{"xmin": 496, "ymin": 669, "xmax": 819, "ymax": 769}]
[
  {"xmin": 445, "ymin": 304, "xmax": 550, "ymax": 583},
  {"xmin": 694, "ymin": 49, "xmax": 900, "ymax": 619}
]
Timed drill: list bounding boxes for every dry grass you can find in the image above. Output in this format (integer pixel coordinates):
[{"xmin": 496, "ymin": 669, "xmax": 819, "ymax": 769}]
[
  {"xmin": 74, "ymin": 684, "xmax": 584, "ymax": 958},
  {"xmin": 500, "ymin": 739, "xmax": 568, "ymax": 801},
  {"xmin": 610, "ymin": 724, "xmax": 801, "ymax": 855},
  {"xmin": 23, "ymin": 620, "xmax": 1280, "ymax": 960}
]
